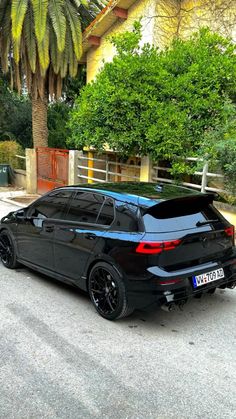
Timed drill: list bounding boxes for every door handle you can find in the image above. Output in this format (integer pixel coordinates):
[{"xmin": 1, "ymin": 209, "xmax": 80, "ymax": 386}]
[
  {"xmin": 85, "ymin": 233, "xmax": 96, "ymax": 240},
  {"xmin": 45, "ymin": 225, "xmax": 54, "ymax": 233}
]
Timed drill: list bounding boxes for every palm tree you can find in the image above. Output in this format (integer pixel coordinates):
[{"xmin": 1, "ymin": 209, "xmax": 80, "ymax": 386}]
[{"xmin": 0, "ymin": 0, "xmax": 108, "ymax": 147}]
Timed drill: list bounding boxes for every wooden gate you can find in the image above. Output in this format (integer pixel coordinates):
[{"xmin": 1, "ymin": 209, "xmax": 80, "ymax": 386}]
[{"xmin": 36, "ymin": 147, "xmax": 69, "ymax": 194}]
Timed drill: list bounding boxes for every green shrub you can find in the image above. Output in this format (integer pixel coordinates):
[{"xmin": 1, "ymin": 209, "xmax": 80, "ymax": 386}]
[
  {"xmin": 214, "ymin": 138, "xmax": 236, "ymax": 194},
  {"xmin": 0, "ymin": 140, "xmax": 25, "ymax": 169},
  {"xmin": 68, "ymin": 26, "xmax": 236, "ymax": 175},
  {"xmin": 199, "ymin": 103, "xmax": 236, "ymax": 196}
]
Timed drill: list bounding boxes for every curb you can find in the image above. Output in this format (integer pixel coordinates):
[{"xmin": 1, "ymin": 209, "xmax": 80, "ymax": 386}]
[{"xmin": 0, "ymin": 197, "xmax": 24, "ymax": 207}]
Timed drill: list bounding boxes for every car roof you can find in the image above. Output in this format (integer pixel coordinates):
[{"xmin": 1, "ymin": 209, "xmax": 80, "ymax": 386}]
[{"xmin": 57, "ymin": 182, "xmax": 202, "ymax": 208}]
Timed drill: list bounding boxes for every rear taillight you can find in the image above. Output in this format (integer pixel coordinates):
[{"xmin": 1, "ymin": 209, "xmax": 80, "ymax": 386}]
[
  {"xmin": 225, "ymin": 225, "xmax": 235, "ymax": 238},
  {"xmin": 136, "ymin": 239, "xmax": 181, "ymax": 255},
  {"xmin": 158, "ymin": 278, "xmax": 182, "ymax": 285}
]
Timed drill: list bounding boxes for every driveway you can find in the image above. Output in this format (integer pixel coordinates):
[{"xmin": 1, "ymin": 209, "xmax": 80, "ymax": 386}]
[{"xmin": 0, "ymin": 200, "xmax": 235, "ymax": 419}]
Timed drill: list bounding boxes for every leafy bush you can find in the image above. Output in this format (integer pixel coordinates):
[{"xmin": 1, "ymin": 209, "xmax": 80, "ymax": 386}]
[
  {"xmin": 0, "ymin": 72, "xmax": 32, "ymax": 148},
  {"xmin": 0, "ymin": 141, "xmax": 24, "ymax": 169},
  {"xmin": 198, "ymin": 103, "xmax": 236, "ymax": 194},
  {"xmin": 213, "ymin": 138, "xmax": 236, "ymax": 194},
  {"xmin": 68, "ymin": 25, "xmax": 236, "ymax": 175}
]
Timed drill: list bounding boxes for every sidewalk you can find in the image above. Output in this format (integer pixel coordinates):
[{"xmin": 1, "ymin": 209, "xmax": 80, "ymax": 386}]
[
  {"xmin": 0, "ymin": 187, "xmax": 39, "ymax": 207},
  {"xmin": 0, "ymin": 198, "xmax": 21, "ymax": 219}
]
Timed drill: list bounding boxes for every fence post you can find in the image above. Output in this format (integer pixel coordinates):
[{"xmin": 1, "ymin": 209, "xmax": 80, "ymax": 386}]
[
  {"xmin": 105, "ymin": 155, "xmax": 109, "ymax": 182},
  {"xmin": 140, "ymin": 156, "xmax": 152, "ymax": 182},
  {"xmin": 26, "ymin": 148, "xmax": 37, "ymax": 194},
  {"xmin": 201, "ymin": 161, "xmax": 209, "ymax": 193},
  {"xmin": 88, "ymin": 151, "xmax": 94, "ymax": 183},
  {"xmin": 68, "ymin": 150, "xmax": 80, "ymax": 185}
]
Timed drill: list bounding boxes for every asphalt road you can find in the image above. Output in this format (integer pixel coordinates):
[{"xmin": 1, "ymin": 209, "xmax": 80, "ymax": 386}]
[{"xmin": 0, "ymin": 200, "xmax": 236, "ymax": 419}]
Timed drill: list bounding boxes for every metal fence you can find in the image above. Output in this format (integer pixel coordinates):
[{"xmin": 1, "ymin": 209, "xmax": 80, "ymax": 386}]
[
  {"xmin": 152, "ymin": 157, "xmax": 225, "ymax": 194},
  {"xmin": 77, "ymin": 152, "xmax": 141, "ymax": 183},
  {"xmin": 75, "ymin": 151, "xmax": 227, "ymax": 194}
]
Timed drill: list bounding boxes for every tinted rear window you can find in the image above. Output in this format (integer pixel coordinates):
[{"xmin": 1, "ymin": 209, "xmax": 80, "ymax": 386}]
[
  {"xmin": 114, "ymin": 202, "xmax": 139, "ymax": 232},
  {"xmin": 143, "ymin": 204, "xmax": 222, "ymax": 233}
]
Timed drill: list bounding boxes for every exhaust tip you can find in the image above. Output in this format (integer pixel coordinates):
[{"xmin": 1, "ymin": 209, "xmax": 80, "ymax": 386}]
[
  {"xmin": 178, "ymin": 300, "xmax": 187, "ymax": 311},
  {"xmin": 161, "ymin": 300, "xmax": 187, "ymax": 312},
  {"xmin": 161, "ymin": 303, "xmax": 175, "ymax": 312}
]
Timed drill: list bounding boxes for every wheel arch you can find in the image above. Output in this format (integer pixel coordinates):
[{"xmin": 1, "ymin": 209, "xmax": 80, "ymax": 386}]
[
  {"xmin": 0, "ymin": 227, "xmax": 15, "ymax": 241},
  {"xmin": 85, "ymin": 258, "xmax": 123, "ymax": 291},
  {"xmin": 0, "ymin": 227, "xmax": 19, "ymax": 268}
]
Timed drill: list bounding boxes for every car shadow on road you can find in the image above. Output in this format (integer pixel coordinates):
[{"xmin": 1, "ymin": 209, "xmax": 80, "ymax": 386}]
[
  {"xmin": 123, "ymin": 289, "xmax": 235, "ymax": 333},
  {"xmin": 15, "ymin": 265, "xmax": 235, "ymax": 333},
  {"xmin": 16, "ymin": 265, "xmax": 89, "ymax": 297}
]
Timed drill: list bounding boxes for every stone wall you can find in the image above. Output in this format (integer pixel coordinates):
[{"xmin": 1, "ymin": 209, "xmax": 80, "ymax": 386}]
[{"xmin": 14, "ymin": 169, "xmax": 26, "ymax": 189}]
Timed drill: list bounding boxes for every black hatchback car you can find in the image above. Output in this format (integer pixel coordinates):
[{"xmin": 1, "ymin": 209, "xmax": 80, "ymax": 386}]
[{"xmin": 0, "ymin": 182, "xmax": 235, "ymax": 320}]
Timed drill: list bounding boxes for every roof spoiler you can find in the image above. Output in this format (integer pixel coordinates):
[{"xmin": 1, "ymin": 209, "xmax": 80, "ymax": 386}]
[{"xmin": 143, "ymin": 193, "xmax": 215, "ymax": 219}]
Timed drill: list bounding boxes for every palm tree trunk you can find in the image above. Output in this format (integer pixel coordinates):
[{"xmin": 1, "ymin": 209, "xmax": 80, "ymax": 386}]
[{"xmin": 32, "ymin": 95, "xmax": 48, "ymax": 148}]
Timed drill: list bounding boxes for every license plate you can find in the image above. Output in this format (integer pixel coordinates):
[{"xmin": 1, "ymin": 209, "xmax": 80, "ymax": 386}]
[{"xmin": 193, "ymin": 268, "xmax": 224, "ymax": 288}]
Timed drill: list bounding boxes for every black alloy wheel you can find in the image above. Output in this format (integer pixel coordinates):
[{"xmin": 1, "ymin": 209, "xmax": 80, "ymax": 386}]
[
  {"xmin": 88, "ymin": 262, "xmax": 133, "ymax": 320},
  {"xmin": 0, "ymin": 231, "xmax": 18, "ymax": 269}
]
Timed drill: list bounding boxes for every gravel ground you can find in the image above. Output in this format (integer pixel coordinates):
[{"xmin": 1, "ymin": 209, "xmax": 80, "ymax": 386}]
[{"xmin": 0, "ymin": 200, "xmax": 236, "ymax": 419}]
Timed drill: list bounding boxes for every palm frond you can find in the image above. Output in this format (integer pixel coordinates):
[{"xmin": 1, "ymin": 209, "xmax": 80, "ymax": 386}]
[
  {"xmin": 37, "ymin": 23, "xmax": 50, "ymax": 74},
  {"xmin": 67, "ymin": 27, "xmax": 78, "ymax": 77},
  {"xmin": 14, "ymin": 61, "xmax": 21, "ymax": 93},
  {"xmin": 11, "ymin": 0, "xmax": 28, "ymax": 41},
  {"xmin": 13, "ymin": 37, "xmax": 21, "ymax": 63},
  {"xmin": 73, "ymin": 0, "xmax": 89, "ymax": 7},
  {"xmin": 23, "ymin": 7, "xmax": 37, "ymax": 73},
  {"xmin": 65, "ymin": 1, "xmax": 82, "ymax": 60},
  {"xmin": 0, "ymin": 0, "xmax": 105, "ymax": 99},
  {"xmin": 49, "ymin": 27, "xmax": 61, "ymax": 74},
  {"xmin": 60, "ymin": 27, "xmax": 69, "ymax": 78},
  {"xmin": 37, "ymin": 71, "xmax": 46, "ymax": 99},
  {"xmin": 0, "ymin": 0, "xmax": 9, "ymax": 25},
  {"xmin": 31, "ymin": 0, "xmax": 49, "ymax": 43},
  {"xmin": 25, "ymin": 59, "xmax": 33, "ymax": 93},
  {"xmin": 48, "ymin": 0, "xmax": 66, "ymax": 52},
  {"xmin": 78, "ymin": 0, "xmax": 109, "ymax": 29},
  {"xmin": 0, "ymin": 1, "xmax": 12, "ymax": 72},
  {"xmin": 48, "ymin": 65, "xmax": 55, "ymax": 98},
  {"xmin": 56, "ymin": 73, "xmax": 62, "ymax": 99}
]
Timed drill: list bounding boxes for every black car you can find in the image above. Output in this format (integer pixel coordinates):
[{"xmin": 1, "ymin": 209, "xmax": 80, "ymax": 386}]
[{"xmin": 0, "ymin": 182, "xmax": 235, "ymax": 320}]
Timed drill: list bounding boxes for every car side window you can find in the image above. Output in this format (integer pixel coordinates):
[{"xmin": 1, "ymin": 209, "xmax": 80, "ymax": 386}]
[
  {"xmin": 28, "ymin": 190, "xmax": 73, "ymax": 220},
  {"xmin": 113, "ymin": 201, "xmax": 139, "ymax": 232},
  {"xmin": 97, "ymin": 198, "xmax": 115, "ymax": 226},
  {"xmin": 65, "ymin": 192, "xmax": 104, "ymax": 224}
]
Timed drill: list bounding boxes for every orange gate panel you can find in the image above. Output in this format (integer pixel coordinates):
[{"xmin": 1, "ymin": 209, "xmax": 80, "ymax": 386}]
[{"xmin": 36, "ymin": 147, "xmax": 69, "ymax": 195}]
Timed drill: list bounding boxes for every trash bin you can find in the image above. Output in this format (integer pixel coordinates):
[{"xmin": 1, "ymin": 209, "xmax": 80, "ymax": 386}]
[{"xmin": 0, "ymin": 164, "xmax": 14, "ymax": 186}]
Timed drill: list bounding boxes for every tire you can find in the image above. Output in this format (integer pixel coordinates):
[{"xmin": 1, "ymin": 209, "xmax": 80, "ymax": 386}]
[
  {"xmin": 0, "ymin": 230, "xmax": 19, "ymax": 269},
  {"xmin": 88, "ymin": 262, "xmax": 134, "ymax": 320}
]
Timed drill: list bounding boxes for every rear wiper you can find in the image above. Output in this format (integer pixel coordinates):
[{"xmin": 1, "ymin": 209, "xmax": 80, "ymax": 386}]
[{"xmin": 196, "ymin": 219, "xmax": 218, "ymax": 227}]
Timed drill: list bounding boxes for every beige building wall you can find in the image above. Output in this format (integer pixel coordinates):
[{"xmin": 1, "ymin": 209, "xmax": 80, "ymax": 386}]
[
  {"xmin": 86, "ymin": 0, "xmax": 236, "ymax": 83},
  {"xmin": 180, "ymin": 0, "xmax": 236, "ymax": 39},
  {"xmin": 86, "ymin": 0, "xmax": 156, "ymax": 83},
  {"xmin": 154, "ymin": 0, "xmax": 236, "ymax": 43}
]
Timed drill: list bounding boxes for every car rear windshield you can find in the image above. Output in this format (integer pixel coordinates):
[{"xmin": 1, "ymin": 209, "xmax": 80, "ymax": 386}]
[{"xmin": 142, "ymin": 198, "xmax": 222, "ymax": 233}]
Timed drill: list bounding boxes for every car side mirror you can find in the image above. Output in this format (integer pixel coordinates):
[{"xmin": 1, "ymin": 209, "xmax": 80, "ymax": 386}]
[{"xmin": 15, "ymin": 208, "xmax": 28, "ymax": 219}]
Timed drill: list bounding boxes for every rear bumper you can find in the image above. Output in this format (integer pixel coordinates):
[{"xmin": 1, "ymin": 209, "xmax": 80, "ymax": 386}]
[{"xmin": 126, "ymin": 254, "xmax": 236, "ymax": 310}]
